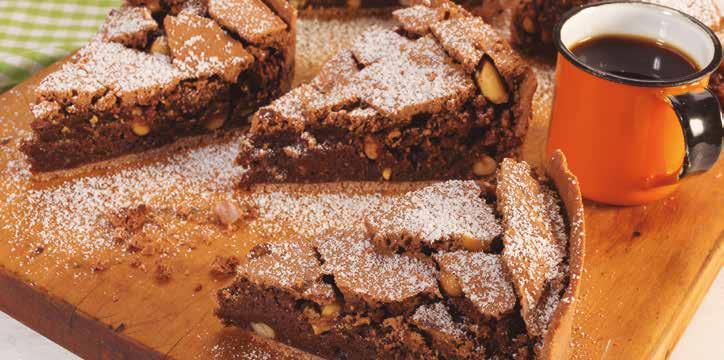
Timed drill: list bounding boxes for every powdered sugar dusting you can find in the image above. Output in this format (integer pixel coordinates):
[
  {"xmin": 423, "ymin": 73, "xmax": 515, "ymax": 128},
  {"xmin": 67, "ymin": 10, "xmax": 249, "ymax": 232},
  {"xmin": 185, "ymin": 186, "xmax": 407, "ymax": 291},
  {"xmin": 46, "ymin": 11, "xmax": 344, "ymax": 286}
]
[
  {"xmin": 250, "ymin": 189, "xmax": 382, "ymax": 239},
  {"xmin": 411, "ymin": 303, "xmax": 467, "ymax": 338},
  {"xmin": 1, "ymin": 137, "xmax": 246, "ymax": 261},
  {"xmin": 208, "ymin": 0, "xmax": 287, "ymax": 44},
  {"xmin": 165, "ymin": 13, "xmax": 252, "ymax": 82},
  {"xmin": 435, "ymin": 251, "xmax": 516, "ymax": 317},
  {"xmin": 319, "ymin": 235, "xmax": 438, "ymax": 304},
  {"xmin": 497, "ymin": 158, "xmax": 566, "ymax": 336},
  {"xmin": 239, "ymin": 241, "xmax": 323, "ymax": 295},
  {"xmin": 296, "ymin": 16, "xmax": 397, "ymax": 83},
  {"xmin": 37, "ymin": 41, "xmax": 181, "ymax": 107},
  {"xmin": 350, "ymin": 26, "xmax": 412, "ymax": 66},
  {"xmin": 97, "ymin": 6, "xmax": 158, "ymax": 47},
  {"xmin": 368, "ymin": 180, "xmax": 502, "ymax": 247},
  {"xmin": 649, "ymin": 0, "xmax": 721, "ymax": 29}
]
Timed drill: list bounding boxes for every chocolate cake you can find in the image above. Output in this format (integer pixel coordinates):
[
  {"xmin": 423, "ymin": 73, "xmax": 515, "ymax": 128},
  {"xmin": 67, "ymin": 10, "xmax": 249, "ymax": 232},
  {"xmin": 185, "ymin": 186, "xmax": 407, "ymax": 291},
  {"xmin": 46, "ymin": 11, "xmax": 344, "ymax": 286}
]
[
  {"xmin": 20, "ymin": 0, "xmax": 296, "ymax": 173},
  {"xmin": 290, "ymin": 0, "xmax": 481, "ymax": 13},
  {"xmin": 236, "ymin": 0, "xmax": 537, "ymax": 185},
  {"xmin": 216, "ymin": 150, "xmax": 586, "ymax": 359},
  {"xmin": 511, "ymin": 0, "xmax": 721, "ymax": 54}
]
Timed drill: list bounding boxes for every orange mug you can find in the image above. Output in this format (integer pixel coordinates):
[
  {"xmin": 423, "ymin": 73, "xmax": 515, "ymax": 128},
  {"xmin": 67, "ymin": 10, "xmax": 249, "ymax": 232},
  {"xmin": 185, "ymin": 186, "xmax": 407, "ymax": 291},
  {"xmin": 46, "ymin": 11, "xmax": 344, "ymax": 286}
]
[{"xmin": 546, "ymin": 1, "xmax": 723, "ymax": 205}]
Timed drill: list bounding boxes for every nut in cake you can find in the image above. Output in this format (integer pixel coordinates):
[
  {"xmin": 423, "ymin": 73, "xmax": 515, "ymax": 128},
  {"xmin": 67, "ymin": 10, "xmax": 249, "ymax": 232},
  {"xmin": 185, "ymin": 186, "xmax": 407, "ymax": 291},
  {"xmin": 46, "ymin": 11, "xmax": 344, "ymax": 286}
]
[
  {"xmin": 217, "ymin": 150, "xmax": 586, "ymax": 359},
  {"xmin": 237, "ymin": 0, "xmax": 537, "ymax": 184},
  {"xmin": 21, "ymin": 0, "xmax": 296, "ymax": 172}
]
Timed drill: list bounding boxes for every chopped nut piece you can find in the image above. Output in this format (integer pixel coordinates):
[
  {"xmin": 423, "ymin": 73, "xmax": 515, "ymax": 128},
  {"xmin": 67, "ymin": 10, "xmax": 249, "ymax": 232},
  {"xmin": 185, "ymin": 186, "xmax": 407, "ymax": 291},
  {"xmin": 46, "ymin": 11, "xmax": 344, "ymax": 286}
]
[
  {"xmin": 522, "ymin": 17, "xmax": 536, "ymax": 33},
  {"xmin": 250, "ymin": 322, "xmax": 276, "ymax": 339},
  {"xmin": 131, "ymin": 121, "xmax": 150, "ymax": 136},
  {"xmin": 89, "ymin": 115, "xmax": 99, "ymax": 125},
  {"xmin": 213, "ymin": 200, "xmax": 241, "ymax": 226},
  {"xmin": 312, "ymin": 323, "xmax": 332, "ymax": 335},
  {"xmin": 145, "ymin": 0, "xmax": 162, "ymax": 13},
  {"xmin": 461, "ymin": 235, "xmax": 484, "ymax": 252},
  {"xmin": 439, "ymin": 270, "xmax": 463, "ymax": 297},
  {"xmin": 203, "ymin": 113, "xmax": 226, "ymax": 130},
  {"xmin": 321, "ymin": 302, "xmax": 342, "ymax": 317},
  {"xmin": 363, "ymin": 136, "xmax": 379, "ymax": 160},
  {"xmin": 387, "ymin": 129, "xmax": 402, "ymax": 142},
  {"xmin": 382, "ymin": 168, "xmax": 392, "ymax": 181},
  {"xmin": 476, "ymin": 59, "xmax": 509, "ymax": 104},
  {"xmin": 472, "ymin": 155, "xmax": 497, "ymax": 176},
  {"xmin": 210, "ymin": 255, "xmax": 240, "ymax": 276},
  {"xmin": 150, "ymin": 36, "xmax": 170, "ymax": 55}
]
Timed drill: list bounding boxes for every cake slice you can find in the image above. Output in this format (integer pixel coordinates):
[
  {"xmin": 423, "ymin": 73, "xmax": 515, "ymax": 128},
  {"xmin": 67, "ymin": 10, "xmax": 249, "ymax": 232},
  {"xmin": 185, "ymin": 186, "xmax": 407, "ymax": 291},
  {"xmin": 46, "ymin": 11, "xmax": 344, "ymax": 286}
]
[
  {"xmin": 496, "ymin": 157, "xmax": 570, "ymax": 339},
  {"xmin": 237, "ymin": 0, "xmax": 537, "ymax": 184},
  {"xmin": 20, "ymin": 0, "xmax": 296, "ymax": 173},
  {"xmin": 217, "ymin": 151, "xmax": 586, "ymax": 359},
  {"xmin": 290, "ymin": 0, "xmax": 482, "ymax": 13}
]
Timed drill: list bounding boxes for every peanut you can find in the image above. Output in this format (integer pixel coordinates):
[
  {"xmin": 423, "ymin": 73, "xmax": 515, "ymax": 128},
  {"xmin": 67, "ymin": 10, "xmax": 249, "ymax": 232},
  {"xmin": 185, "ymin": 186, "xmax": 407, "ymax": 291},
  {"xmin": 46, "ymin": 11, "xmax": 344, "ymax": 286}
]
[
  {"xmin": 476, "ymin": 59, "xmax": 509, "ymax": 104},
  {"xmin": 439, "ymin": 270, "xmax": 463, "ymax": 297},
  {"xmin": 250, "ymin": 322, "xmax": 276, "ymax": 339}
]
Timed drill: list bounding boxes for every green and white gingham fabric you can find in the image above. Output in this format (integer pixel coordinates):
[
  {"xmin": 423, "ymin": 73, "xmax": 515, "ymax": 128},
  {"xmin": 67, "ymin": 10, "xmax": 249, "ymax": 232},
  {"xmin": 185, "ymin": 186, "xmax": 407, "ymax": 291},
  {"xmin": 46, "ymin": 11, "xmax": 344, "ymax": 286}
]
[{"xmin": 0, "ymin": 0, "xmax": 120, "ymax": 91}]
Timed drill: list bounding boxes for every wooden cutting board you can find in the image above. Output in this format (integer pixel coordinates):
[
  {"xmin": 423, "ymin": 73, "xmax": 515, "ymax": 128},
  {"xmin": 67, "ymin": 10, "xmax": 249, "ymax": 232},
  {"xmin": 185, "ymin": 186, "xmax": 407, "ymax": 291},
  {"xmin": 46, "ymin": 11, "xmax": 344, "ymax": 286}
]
[{"xmin": 0, "ymin": 13, "xmax": 722, "ymax": 360}]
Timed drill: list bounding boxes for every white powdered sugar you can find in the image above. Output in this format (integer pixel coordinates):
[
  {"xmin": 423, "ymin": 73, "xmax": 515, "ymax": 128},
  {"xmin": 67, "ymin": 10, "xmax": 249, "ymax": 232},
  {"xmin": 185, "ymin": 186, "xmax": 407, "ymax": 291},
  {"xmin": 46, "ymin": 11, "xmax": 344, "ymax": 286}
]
[
  {"xmin": 497, "ymin": 158, "xmax": 567, "ymax": 336},
  {"xmin": 435, "ymin": 251, "xmax": 517, "ymax": 317},
  {"xmin": 250, "ymin": 188, "xmax": 382, "ymax": 239},
  {"xmin": 1, "ymin": 137, "xmax": 246, "ymax": 261},
  {"xmin": 318, "ymin": 235, "xmax": 439, "ymax": 303},
  {"xmin": 36, "ymin": 41, "xmax": 182, "ymax": 107},
  {"xmin": 97, "ymin": 6, "xmax": 158, "ymax": 45},
  {"xmin": 239, "ymin": 240, "xmax": 322, "ymax": 293},
  {"xmin": 411, "ymin": 302, "xmax": 467, "ymax": 338},
  {"xmin": 368, "ymin": 180, "xmax": 502, "ymax": 246},
  {"xmin": 208, "ymin": 0, "xmax": 287, "ymax": 44},
  {"xmin": 350, "ymin": 26, "xmax": 412, "ymax": 65}
]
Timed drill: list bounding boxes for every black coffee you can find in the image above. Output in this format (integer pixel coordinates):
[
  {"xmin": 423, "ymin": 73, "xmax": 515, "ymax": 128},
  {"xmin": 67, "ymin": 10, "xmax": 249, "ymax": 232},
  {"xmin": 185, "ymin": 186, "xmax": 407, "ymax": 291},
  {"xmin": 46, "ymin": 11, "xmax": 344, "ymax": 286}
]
[{"xmin": 571, "ymin": 35, "xmax": 699, "ymax": 81}]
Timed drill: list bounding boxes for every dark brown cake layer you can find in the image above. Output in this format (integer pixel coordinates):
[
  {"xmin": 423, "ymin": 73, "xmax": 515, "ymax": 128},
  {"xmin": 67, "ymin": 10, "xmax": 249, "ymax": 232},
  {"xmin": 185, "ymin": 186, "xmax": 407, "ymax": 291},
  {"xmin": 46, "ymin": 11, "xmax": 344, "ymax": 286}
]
[
  {"xmin": 217, "ymin": 164, "xmax": 576, "ymax": 359},
  {"xmin": 21, "ymin": 0, "xmax": 296, "ymax": 173},
  {"xmin": 237, "ymin": 0, "xmax": 536, "ymax": 185}
]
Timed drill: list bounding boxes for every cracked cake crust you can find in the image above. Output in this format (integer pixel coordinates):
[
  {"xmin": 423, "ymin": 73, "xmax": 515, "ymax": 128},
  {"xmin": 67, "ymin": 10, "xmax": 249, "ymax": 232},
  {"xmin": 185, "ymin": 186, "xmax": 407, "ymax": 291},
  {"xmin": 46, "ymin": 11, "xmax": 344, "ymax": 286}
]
[
  {"xmin": 20, "ymin": 0, "xmax": 296, "ymax": 173},
  {"xmin": 237, "ymin": 0, "xmax": 537, "ymax": 185},
  {"xmin": 216, "ymin": 150, "xmax": 585, "ymax": 359}
]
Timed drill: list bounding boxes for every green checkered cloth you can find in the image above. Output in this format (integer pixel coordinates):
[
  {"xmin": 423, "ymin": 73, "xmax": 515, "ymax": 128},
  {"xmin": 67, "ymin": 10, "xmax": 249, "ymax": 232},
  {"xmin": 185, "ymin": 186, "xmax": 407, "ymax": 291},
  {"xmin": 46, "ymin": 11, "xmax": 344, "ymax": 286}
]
[{"xmin": 0, "ymin": 0, "xmax": 120, "ymax": 92}]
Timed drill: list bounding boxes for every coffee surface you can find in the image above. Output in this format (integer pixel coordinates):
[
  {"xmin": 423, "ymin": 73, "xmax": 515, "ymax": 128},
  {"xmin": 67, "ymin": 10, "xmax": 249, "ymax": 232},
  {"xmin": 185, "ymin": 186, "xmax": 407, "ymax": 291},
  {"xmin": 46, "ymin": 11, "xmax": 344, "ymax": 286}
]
[{"xmin": 571, "ymin": 35, "xmax": 699, "ymax": 81}]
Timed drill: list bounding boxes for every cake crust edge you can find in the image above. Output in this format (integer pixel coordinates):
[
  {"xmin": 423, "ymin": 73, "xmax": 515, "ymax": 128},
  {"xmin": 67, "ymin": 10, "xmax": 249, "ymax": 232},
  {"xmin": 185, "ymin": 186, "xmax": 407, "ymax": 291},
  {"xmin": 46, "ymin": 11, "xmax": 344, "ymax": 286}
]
[{"xmin": 539, "ymin": 149, "xmax": 585, "ymax": 360}]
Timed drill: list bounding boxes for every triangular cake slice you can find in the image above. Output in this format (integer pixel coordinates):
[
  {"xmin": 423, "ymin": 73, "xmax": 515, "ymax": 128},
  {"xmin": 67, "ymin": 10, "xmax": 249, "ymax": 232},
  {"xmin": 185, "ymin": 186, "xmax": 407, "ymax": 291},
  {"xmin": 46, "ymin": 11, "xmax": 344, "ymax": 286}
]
[
  {"xmin": 217, "ymin": 151, "xmax": 586, "ymax": 359},
  {"xmin": 21, "ymin": 0, "xmax": 296, "ymax": 173},
  {"xmin": 237, "ymin": 0, "xmax": 537, "ymax": 184},
  {"xmin": 496, "ymin": 157, "xmax": 569, "ymax": 337}
]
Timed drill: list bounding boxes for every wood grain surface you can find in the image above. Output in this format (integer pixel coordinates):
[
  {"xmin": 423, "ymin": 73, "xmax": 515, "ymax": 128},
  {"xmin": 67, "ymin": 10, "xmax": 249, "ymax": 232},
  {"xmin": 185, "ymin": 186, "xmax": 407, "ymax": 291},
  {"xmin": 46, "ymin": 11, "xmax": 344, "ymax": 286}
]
[{"xmin": 0, "ymin": 12, "xmax": 723, "ymax": 360}]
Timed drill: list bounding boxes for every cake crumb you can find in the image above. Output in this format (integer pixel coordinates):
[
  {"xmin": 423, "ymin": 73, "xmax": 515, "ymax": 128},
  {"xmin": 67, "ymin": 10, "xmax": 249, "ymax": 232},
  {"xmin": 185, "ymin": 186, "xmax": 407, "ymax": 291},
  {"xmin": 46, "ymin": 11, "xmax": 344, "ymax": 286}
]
[
  {"xmin": 210, "ymin": 255, "xmax": 240, "ymax": 277},
  {"xmin": 114, "ymin": 323, "xmax": 126, "ymax": 333},
  {"xmin": 154, "ymin": 261, "xmax": 172, "ymax": 282},
  {"xmin": 90, "ymin": 260, "xmax": 108, "ymax": 273}
]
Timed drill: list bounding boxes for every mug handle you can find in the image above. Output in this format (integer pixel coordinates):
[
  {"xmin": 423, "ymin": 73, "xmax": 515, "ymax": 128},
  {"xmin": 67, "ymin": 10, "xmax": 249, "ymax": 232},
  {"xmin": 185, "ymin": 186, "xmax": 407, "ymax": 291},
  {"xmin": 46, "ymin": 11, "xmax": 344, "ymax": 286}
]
[{"xmin": 667, "ymin": 88, "xmax": 723, "ymax": 178}]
